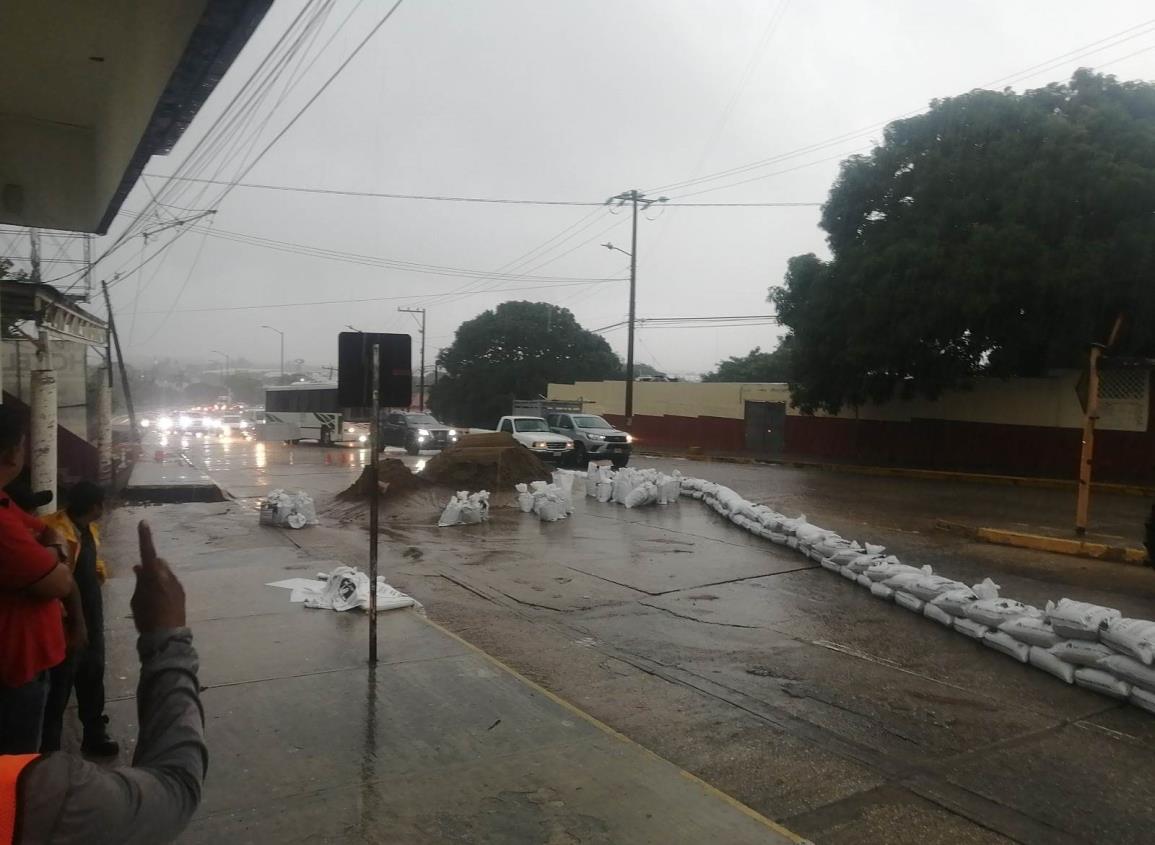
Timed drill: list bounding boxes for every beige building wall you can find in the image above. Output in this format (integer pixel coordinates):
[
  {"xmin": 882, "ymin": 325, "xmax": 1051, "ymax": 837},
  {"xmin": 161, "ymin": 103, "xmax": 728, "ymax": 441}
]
[{"xmin": 549, "ymin": 369, "xmax": 1149, "ymax": 433}]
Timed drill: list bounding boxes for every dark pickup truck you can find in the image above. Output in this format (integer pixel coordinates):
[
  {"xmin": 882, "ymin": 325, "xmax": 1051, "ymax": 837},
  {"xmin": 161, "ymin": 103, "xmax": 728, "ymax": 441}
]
[{"xmin": 380, "ymin": 411, "xmax": 459, "ymax": 455}]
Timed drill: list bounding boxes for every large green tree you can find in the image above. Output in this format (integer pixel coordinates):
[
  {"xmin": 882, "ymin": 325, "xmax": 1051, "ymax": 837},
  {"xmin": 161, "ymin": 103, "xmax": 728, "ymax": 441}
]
[
  {"xmin": 430, "ymin": 301, "xmax": 622, "ymax": 427},
  {"xmin": 771, "ymin": 70, "xmax": 1155, "ymax": 413},
  {"xmin": 702, "ymin": 342, "xmax": 792, "ymax": 383}
]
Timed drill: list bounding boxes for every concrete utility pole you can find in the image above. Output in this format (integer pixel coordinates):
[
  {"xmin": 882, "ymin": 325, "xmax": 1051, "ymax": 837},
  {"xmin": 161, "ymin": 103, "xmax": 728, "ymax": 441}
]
[
  {"xmin": 28, "ymin": 228, "xmax": 41, "ymax": 283},
  {"xmin": 1075, "ymin": 314, "xmax": 1125, "ymax": 536},
  {"xmin": 398, "ymin": 307, "xmax": 426, "ymax": 411},
  {"xmin": 30, "ymin": 327, "xmax": 56, "ymax": 514},
  {"xmin": 102, "ymin": 280, "xmax": 138, "ymax": 442},
  {"xmin": 96, "ymin": 362, "xmax": 112, "ymax": 485},
  {"xmin": 603, "ymin": 190, "xmax": 667, "ymax": 427}
]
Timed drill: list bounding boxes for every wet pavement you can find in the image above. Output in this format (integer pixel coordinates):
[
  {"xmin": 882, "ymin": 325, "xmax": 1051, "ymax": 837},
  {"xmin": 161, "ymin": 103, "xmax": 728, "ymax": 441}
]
[{"xmin": 114, "ymin": 435, "xmax": 1155, "ymax": 843}]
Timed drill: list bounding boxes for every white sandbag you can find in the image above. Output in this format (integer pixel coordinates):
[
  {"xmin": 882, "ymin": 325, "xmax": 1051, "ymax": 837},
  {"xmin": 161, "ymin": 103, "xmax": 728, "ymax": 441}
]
[
  {"xmin": 923, "ymin": 603, "xmax": 954, "ymax": 627},
  {"xmin": 895, "ymin": 592, "xmax": 925, "ymax": 613},
  {"xmin": 882, "ymin": 569, "xmax": 932, "ymax": 592},
  {"xmin": 714, "ymin": 486, "xmax": 745, "ymax": 514},
  {"xmin": 984, "ymin": 631, "xmax": 1030, "ymax": 663},
  {"xmin": 856, "ymin": 573, "xmax": 873, "ymax": 589},
  {"xmin": 906, "ymin": 575, "xmax": 969, "ymax": 603},
  {"xmin": 972, "ymin": 578, "xmax": 1000, "ymax": 600},
  {"xmin": 624, "ymin": 481, "xmax": 658, "ymax": 509},
  {"xmin": 1099, "ymin": 654, "xmax": 1155, "ymax": 692},
  {"xmin": 998, "ymin": 617, "xmax": 1060, "ymax": 649},
  {"xmin": 830, "ymin": 547, "xmax": 866, "ymax": 567},
  {"xmin": 786, "ymin": 537, "xmax": 800, "ymax": 550},
  {"xmin": 869, "ymin": 582, "xmax": 894, "ymax": 600},
  {"xmin": 865, "ymin": 561, "xmax": 920, "ymax": 582},
  {"xmin": 596, "ymin": 481, "xmax": 613, "ymax": 503},
  {"xmin": 457, "ymin": 490, "xmax": 490, "ymax": 525},
  {"xmin": 515, "ymin": 483, "xmax": 534, "ymax": 513},
  {"xmin": 964, "ymin": 598, "xmax": 1041, "ymax": 629},
  {"xmin": 839, "ymin": 565, "xmax": 859, "ymax": 581},
  {"xmin": 819, "ymin": 558, "xmax": 842, "ymax": 572},
  {"xmin": 538, "ymin": 497, "xmax": 561, "ymax": 522},
  {"xmin": 847, "ymin": 553, "xmax": 885, "ymax": 574},
  {"xmin": 769, "ymin": 532, "xmax": 788, "ymax": 545},
  {"xmin": 437, "ymin": 495, "xmax": 463, "ymax": 527},
  {"xmin": 1102, "ymin": 618, "xmax": 1155, "ymax": 665},
  {"xmin": 954, "ymin": 618, "xmax": 989, "ymax": 639},
  {"xmin": 1029, "ymin": 646, "xmax": 1076, "ymax": 683},
  {"xmin": 931, "ymin": 587, "xmax": 978, "ymax": 618},
  {"xmin": 1049, "ymin": 640, "xmax": 1114, "ymax": 667},
  {"xmin": 585, "ymin": 463, "xmax": 599, "ymax": 497},
  {"xmin": 1046, "ymin": 598, "xmax": 1121, "ymax": 641},
  {"xmin": 264, "ymin": 488, "xmax": 319, "ymax": 529},
  {"xmin": 1074, "ymin": 668, "xmax": 1130, "ymax": 699},
  {"xmin": 658, "ymin": 474, "xmax": 681, "ymax": 505},
  {"xmin": 1131, "ymin": 686, "xmax": 1155, "ymax": 715},
  {"xmin": 864, "ymin": 543, "xmax": 885, "ymax": 555}
]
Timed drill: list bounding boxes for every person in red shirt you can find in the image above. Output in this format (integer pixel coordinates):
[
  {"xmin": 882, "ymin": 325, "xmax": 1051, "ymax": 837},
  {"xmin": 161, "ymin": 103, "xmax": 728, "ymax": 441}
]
[{"xmin": 0, "ymin": 406, "xmax": 80, "ymax": 754}]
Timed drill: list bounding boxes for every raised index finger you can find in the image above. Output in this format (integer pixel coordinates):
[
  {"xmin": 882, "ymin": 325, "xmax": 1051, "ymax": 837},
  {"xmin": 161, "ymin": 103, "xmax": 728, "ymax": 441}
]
[{"xmin": 138, "ymin": 520, "xmax": 159, "ymax": 569}]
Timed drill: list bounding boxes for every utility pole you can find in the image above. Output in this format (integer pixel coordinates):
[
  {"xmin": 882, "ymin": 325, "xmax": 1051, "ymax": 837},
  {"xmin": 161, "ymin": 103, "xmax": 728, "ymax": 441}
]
[
  {"xmin": 604, "ymin": 190, "xmax": 667, "ymax": 427},
  {"xmin": 82, "ymin": 233, "xmax": 93, "ymax": 301},
  {"xmin": 262, "ymin": 325, "xmax": 285, "ymax": 382},
  {"xmin": 29, "ymin": 228, "xmax": 41, "ymax": 283},
  {"xmin": 398, "ymin": 307, "xmax": 426, "ymax": 411},
  {"xmin": 102, "ymin": 280, "xmax": 138, "ymax": 441},
  {"xmin": 1075, "ymin": 314, "xmax": 1125, "ymax": 536}
]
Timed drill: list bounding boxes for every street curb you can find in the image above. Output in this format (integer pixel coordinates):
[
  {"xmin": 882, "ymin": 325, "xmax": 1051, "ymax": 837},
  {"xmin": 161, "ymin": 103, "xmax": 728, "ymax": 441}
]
[
  {"xmin": 637, "ymin": 451, "xmax": 1155, "ymax": 497},
  {"xmin": 934, "ymin": 519, "xmax": 1149, "ymax": 566}
]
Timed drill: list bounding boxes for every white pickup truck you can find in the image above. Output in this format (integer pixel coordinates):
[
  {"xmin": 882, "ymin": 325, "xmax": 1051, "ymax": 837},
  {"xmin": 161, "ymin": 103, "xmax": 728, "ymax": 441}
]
[{"xmin": 495, "ymin": 415, "xmax": 574, "ymax": 462}]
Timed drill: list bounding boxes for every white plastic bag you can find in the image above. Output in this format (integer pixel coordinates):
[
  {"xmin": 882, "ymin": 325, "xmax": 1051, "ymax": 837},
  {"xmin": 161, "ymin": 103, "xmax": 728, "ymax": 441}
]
[
  {"xmin": 931, "ymin": 587, "xmax": 978, "ymax": 617},
  {"xmin": 1029, "ymin": 646, "xmax": 1076, "ymax": 683},
  {"xmin": 856, "ymin": 573, "xmax": 873, "ymax": 589},
  {"xmin": 264, "ymin": 489, "xmax": 319, "ymax": 529},
  {"xmin": 1102, "ymin": 618, "xmax": 1155, "ymax": 665},
  {"xmin": 1074, "ymin": 668, "xmax": 1130, "ymax": 699},
  {"xmin": 865, "ymin": 561, "xmax": 920, "ymax": 582},
  {"xmin": 984, "ymin": 631, "xmax": 1030, "ymax": 663},
  {"xmin": 923, "ymin": 603, "xmax": 954, "ymax": 627},
  {"xmin": 895, "ymin": 592, "xmax": 926, "ymax": 613},
  {"xmin": 515, "ymin": 483, "xmax": 534, "ymax": 513},
  {"xmin": 1047, "ymin": 598, "xmax": 1121, "ymax": 641},
  {"xmin": 1099, "ymin": 654, "xmax": 1155, "ymax": 692},
  {"xmin": 585, "ymin": 463, "xmax": 599, "ymax": 497},
  {"xmin": 538, "ymin": 497, "xmax": 561, "ymax": 522},
  {"xmin": 624, "ymin": 481, "xmax": 658, "ymax": 509},
  {"xmin": 596, "ymin": 481, "xmax": 613, "ymax": 503},
  {"xmin": 1131, "ymin": 686, "xmax": 1155, "ymax": 714},
  {"xmin": 998, "ymin": 617, "xmax": 1061, "ymax": 649},
  {"xmin": 972, "ymin": 578, "xmax": 1001, "ymax": 600},
  {"xmin": 964, "ymin": 598, "xmax": 1041, "ymax": 629},
  {"xmin": 438, "ymin": 495, "xmax": 463, "ymax": 527},
  {"xmin": 906, "ymin": 575, "xmax": 969, "ymax": 603},
  {"xmin": 1049, "ymin": 640, "xmax": 1114, "ymax": 667},
  {"xmin": 869, "ymin": 582, "xmax": 895, "ymax": 600},
  {"xmin": 954, "ymin": 618, "xmax": 989, "ymax": 639}
]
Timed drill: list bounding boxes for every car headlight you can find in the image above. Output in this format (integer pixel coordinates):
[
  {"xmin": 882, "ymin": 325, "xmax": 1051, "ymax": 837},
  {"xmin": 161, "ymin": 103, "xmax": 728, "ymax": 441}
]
[
  {"xmin": 448, "ymin": 429, "xmax": 458, "ymax": 437},
  {"xmin": 533, "ymin": 441, "xmax": 547, "ymax": 448},
  {"xmin": 346, "ymin": 426, "xmax": 355, "ymax": 433},
  {"xmin": 157, "ymin": 416, "xmax": 173, "ymax": 431},
  {"xmin": 358, "ymin": 434, "xmax": 368, "ymax": 443},
  {"xmin": 140, "ymin": 418, "xmax": 151, "ymax": 428},
  {"xmin": 179, "ymin": 415, "xmax": 192, "ymax": 429},
  {"xmin": 417, "ymin": 429, "xmax": 430, "ymax": 436},
  {"xmin": 587, "ymin": 433, "xmax": 605, "ymax": 441},
  {"xmin": 240, "ymin": 420, "xmax": 249, "ymax": 429},
  {"xmin": 626, "ymin": 434, "xmax": 633, "ymax": 443}
]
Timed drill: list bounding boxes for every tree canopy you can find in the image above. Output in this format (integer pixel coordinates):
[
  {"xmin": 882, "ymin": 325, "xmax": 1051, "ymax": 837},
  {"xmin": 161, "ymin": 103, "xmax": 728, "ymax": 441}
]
[
  {"xmin": 429, "ymin": 301, "xmax": 622, "ymax": 427},
  {"xmin": 702, "ymin": 343, "xmax": 791, "ymax": 383},
  {"xmin": 771, "ymin": 69, "xmax": 1155, "ymax": 413}
]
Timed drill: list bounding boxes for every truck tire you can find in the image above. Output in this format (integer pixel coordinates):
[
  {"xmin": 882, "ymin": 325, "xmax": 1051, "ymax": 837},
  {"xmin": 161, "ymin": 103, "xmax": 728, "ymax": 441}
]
[
  {"xmin": 320, "ymin": 426, "xmax": 333, "ymax": 446},
  {"xmin": 572, "ymin": 443, "xmax": 587, "ymax": 468},
  {"xmin": 612, "ymin": 455, "xmax": 629, "ymax": 469},
  {"xmin": 405, "ymin": 438, "xmax": 420, "ymax": 456}
]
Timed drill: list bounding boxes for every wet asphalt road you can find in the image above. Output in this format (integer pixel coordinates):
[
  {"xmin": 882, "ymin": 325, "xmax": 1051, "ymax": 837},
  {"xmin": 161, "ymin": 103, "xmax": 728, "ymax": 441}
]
[{"xmin": 161, "ymin": 435, "xmax": 1155, "ymax": 843}]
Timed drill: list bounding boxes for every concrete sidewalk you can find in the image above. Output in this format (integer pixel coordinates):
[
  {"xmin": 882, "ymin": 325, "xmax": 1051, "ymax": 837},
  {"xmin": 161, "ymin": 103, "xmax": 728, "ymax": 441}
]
[{"xmin": 97, "ymin": 498, "xmax": 803, "ymax": 844}]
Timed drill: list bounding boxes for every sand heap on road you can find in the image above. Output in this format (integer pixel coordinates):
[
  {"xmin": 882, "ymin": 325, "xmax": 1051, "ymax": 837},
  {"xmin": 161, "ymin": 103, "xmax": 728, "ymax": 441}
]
[
  {"xmin": 419, "ymin": 432, "xmax": 552, "ymax": 490},
  {"xmin": 336, "ymin": 459, "xmax": 428, "ymax": 502}
]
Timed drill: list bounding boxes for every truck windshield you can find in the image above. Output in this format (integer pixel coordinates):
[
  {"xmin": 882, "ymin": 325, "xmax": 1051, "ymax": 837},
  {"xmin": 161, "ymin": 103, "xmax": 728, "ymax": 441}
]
[
  {"xmin": 514, "ymin": 419, "xmax": 550, "ymax": 432},
  {"xmin": 573, "ymin": 415, "xmax": 612, "ymax": 429},
  {"xmin": 406, "ymin": 414, "xmax": 440, "ymax": 425}
]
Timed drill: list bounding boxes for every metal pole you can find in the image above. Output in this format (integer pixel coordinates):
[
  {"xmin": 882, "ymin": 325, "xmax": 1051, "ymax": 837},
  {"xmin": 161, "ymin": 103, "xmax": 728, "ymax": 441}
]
[
  {"xmin": 368, "ymin": 343, "xmax": 380, "ymax": 664},
  {"xmin": 625, "ymin": 191, "xmax": 639, "ymax": 427},
  {"xmin": 280, "ymin": 333, "xmax": 285, "ymax": 382},
  {"xmin": 96, "ymin": 366, "xmax": 112, "ymax": 485},
  {"xmin": 419, "ymin": 310, "xmax": 426, "ymax": 411},
  {"xmin": 30, "ymin": 329, "xmax": 56, "ymax": 514},
  {"xmin": 1074, "ymin": 315, "xmax": 1124, "ymax": 536},
  {"xmin": 29, "ymin": 228, "xmax": 41, "ymax": 283},
  {"xmin": 102, "ymin": 280, "xmax": 138, "ymax": 440}
]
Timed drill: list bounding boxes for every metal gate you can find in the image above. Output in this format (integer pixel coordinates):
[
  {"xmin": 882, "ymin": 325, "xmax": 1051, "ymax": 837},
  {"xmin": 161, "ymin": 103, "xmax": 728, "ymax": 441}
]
[{"xmin": 744, "ymin": 401, "xmax": 785, "ymax": 454}]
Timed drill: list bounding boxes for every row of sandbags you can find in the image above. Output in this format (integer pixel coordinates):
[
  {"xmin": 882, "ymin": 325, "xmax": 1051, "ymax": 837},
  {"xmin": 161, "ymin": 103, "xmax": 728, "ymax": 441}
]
[
  {"xmin": 575, "ymin": 465, "xmax": 682, "ymax": 507},
  {"xmin": 676, "ymin": 476, "xmax": 1155, "ymax": 715}
]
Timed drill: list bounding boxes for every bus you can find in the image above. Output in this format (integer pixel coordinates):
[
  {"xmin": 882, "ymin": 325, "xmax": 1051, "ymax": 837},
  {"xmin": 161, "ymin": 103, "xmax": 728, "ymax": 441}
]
[{"xmin": 263, "ymin": 384, "xmax": 370, "ymax": 446}]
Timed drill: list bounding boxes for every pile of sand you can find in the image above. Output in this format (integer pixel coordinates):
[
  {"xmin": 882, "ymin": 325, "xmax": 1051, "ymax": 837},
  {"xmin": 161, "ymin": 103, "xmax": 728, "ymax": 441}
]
[
  {"xmin": 419, "ymin": 432, "xmax": 552, "ymax": 490},
  {"xmin": 336, "ymin": 460, "xmax": 428, "ymax": 502}
]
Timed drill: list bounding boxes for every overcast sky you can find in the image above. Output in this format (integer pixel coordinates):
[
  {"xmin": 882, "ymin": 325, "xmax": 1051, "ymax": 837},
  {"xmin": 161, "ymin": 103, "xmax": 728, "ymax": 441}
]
[{"xmin": 44, "ymin": 1, "xmax": 1155, "ymax": 376}]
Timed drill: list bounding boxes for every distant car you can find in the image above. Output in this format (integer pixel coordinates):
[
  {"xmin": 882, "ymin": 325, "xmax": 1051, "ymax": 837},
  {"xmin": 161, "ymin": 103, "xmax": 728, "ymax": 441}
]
[
  {"xmin": 178, "ymin": 413, "xmax": 212, "ymax": 436},
  {"xmin": 496, "ymin": 416, "xmax": 574, "ymax": 462},
  {"xmin": 219, "ymin": 414, "xmax": 251, "ymax": 438},
  {"xmin": 381, "ymin": 412, "xmax": 458, "ymax": 455}
]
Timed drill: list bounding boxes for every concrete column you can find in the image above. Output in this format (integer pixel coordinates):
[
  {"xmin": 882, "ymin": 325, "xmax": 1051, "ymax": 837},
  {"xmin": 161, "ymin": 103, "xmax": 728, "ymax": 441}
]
[
  {"xmin": 30, "ymin": 330, "xmax": 57, "ymax": 514},
  {"xmin": 96, "ymin": 367, "xmax": 112, "ymax": 485}
]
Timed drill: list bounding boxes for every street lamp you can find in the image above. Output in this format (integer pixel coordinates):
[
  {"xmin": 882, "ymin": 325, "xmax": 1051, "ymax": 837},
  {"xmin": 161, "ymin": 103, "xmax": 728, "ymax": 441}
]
[
  {"xmin": 261, "ymin": 325, "xmax": 285, "ymax": 382},
  {"xmin": 211, "ymin": 350, "xmax": 230, "ymax": 402}
]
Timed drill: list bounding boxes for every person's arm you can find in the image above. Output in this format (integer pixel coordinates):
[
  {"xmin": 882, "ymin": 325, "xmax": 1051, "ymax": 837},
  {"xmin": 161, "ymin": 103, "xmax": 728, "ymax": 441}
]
[
  {"xmin": 61, "ymin": 582, "xmax": 88, "ymax": 655},
  {"xmin": 17, "ymin": 523, "xmax": 206, "ymax": 845},
  {"xmin": 0, "ymin": 509, "xmax": 71, "ymax": 596}
]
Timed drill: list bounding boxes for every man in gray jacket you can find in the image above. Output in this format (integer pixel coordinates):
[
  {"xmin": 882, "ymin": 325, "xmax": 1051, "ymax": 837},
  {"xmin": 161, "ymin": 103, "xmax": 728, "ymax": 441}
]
[{"xmin": 11, "ymin": 521, "xmax": 207, "ymax": 844}]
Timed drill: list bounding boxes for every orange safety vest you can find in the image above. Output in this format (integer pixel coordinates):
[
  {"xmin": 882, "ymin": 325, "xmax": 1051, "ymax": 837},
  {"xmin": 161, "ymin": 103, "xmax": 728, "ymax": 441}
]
[{"xmin": 0, "ymin": 755, "xmax": 38, "ymax": 844}]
